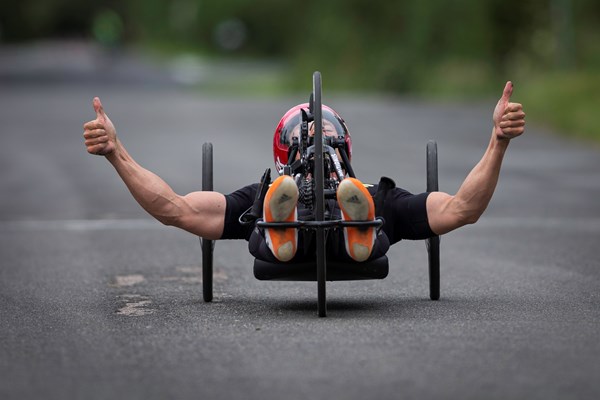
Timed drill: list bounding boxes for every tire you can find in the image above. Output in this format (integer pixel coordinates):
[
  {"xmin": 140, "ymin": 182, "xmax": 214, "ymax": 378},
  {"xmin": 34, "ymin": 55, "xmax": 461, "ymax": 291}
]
[
  {"xmin": 201, "ymin": 142, "xmax": 214, "ymax": 302},
  {"xmin": 313, "ymin": 71, "xmax": 327, "ymax": 317},
  {"xmin": 426, "ymin": 141, "xmax": 440, "ymax": 301}
]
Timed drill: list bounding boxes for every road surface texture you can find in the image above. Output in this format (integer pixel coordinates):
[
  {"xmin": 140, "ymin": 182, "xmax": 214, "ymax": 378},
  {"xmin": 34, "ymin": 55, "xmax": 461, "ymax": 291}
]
[{"xmin": 1, "ymin": 42, "xmax": 599, "ymax": 400}]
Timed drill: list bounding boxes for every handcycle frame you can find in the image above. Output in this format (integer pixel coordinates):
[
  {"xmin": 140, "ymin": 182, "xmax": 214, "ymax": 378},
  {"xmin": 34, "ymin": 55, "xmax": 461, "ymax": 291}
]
[{"xmin": 200, "ymin": 71, "xmax": 441, "ymax": 317}]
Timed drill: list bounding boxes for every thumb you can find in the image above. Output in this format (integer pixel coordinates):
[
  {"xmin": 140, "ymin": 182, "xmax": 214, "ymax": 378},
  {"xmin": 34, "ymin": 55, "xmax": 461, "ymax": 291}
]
[
  {"xmin": 93, "ymin": 97, "xmax": 105, "ymax": 120},
  {"xmin": 500, "ymin": 81, "xmax": 513, "ymax": 103}
]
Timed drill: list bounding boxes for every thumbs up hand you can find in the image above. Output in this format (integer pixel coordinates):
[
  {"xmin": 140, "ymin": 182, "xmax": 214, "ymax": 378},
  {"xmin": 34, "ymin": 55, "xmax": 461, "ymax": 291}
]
[
  {"xmin": 493, "ymin": 81, "xmax": 526, "ymax": 140},
  {"xmin": 83, "ymin": 97, "xmax": 117, "ymax": 156}
]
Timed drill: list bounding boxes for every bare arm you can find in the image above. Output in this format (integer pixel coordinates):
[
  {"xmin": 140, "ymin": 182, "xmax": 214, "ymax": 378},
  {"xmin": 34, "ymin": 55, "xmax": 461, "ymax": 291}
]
[
  {"xmin": 83, "ymin": 97, "xmax": 225, "ymax": 239},
  {"xmin": 426, "ymin": 81, "xmax": 525, "ymax": 235}
]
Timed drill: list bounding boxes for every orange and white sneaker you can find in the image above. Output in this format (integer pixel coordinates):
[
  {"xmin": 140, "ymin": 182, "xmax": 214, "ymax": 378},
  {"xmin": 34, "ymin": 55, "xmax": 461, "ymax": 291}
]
[
  {"xmin": 263, "ymin": 175, "xmax": 299, "ymax": 262},
  {"xmin": 337, "ymin": 177, "xmax": 376, "ymax": 262}
]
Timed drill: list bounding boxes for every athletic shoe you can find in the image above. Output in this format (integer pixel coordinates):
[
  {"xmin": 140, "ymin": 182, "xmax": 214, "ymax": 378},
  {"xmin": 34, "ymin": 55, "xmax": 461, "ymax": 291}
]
[
  {"xmin": 263, "ymin": 175, "xmax": 299, "ymax": 262},
  {"xmin": 337, "ymin": 177, "xmax": 376, "ymax": 262}
]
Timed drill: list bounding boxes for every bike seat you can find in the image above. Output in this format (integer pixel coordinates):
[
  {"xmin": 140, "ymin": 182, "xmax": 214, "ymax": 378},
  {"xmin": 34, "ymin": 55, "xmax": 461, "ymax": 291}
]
[{"xmin": 253, "ymin": 256, "xmax": 389, "ymax": 281}]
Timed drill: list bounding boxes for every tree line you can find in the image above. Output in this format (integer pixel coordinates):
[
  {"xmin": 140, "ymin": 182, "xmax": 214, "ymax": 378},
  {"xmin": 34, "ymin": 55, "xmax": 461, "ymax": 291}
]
[{"xmin": 2, "ymin": 0, "xmax": 598, "ymax": 92}]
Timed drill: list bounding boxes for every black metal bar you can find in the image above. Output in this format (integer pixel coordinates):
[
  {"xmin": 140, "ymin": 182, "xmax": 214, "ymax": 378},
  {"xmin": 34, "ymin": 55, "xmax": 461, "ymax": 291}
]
[
  {"xmin": 288, "ymin": 147, "xmax": 298, "ymax": 167},
  {"xmin": 427, "ymin": 141, "xmax": 439, "ymax": 192},
  {"xmin": 427, "ymin": 237, "xmax": 440, "ymax": 300},
  {"xmin": 313, "ymin": 71, "xmax": 326, "ymax": 318},
  {"xmin": 201, "ymin": 239, "xmax": 213, "ymax": 302},
  {"xmin": 338, "ymin": 148, "xmax": 355, "ymax": 178},
  {"xmin": 323, "ymin": 189, "xmax": 336, "ymax": 198},
  {"xmin": 426, "ymin": 140, "xmax": 440, "ymax": 301},
  {"xmin": 300, "ymin": 109, "xmax": 309, "ymax": 160},
  {"xmin": 257, "ymin": 218, "xmax": 384, "ymax": 229},
  {"xmin": 201, "ymin": 142, "xmax": 213, "ymax": 302}
]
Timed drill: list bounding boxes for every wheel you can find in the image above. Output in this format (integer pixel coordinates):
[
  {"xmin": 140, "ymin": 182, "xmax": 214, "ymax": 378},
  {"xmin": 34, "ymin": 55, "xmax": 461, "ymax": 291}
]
[
  {"xmin": 426, "ymin": 141, "xmax": 440, "ymax": 300},
  {"xmin": 201, "ymin": 142, "xmax": 214, "ymax": 302},
  {"xmin": 313, "ymin": 71, "xmax": 327, "ymax": 317}
]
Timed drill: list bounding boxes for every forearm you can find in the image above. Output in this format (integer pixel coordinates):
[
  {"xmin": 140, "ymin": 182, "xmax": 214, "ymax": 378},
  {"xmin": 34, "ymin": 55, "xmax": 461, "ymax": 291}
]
[
  {"xmin": 426, "ymin": 82, "xmax": 524, "ymax": 235},
  {"xmin": 453, "ymin": 131, "xmax": 509, "ymax": 222},
  {"xmin": 106, "ymin": 139, "xmax": 185, "ymax": 225},
  {"xmin": 83, "ymin": 97, "xmax": 226, "ymax": 238}
]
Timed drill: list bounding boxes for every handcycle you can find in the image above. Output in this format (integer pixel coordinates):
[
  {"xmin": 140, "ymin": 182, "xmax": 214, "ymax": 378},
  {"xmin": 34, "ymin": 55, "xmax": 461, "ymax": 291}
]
[{"xmin": 200, "ymin": 72, "xmax": 441, "ymax": 317}]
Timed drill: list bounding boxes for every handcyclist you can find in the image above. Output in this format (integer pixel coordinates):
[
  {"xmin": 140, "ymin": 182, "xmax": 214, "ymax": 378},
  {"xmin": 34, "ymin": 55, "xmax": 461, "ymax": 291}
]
[{"xmin": 82, "ymin": 82, "xmax": 525, "ymax": 264}]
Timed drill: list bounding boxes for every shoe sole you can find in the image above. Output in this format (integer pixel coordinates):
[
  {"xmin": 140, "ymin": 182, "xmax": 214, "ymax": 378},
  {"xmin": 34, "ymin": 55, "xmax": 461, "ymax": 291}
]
[
  {"xmin": 337, "ymin": 178, "xmax": 375, "ymax": 262},
  {"xmin": 263, "ymin": 175, "xmax": 298, "ymax": 262}
]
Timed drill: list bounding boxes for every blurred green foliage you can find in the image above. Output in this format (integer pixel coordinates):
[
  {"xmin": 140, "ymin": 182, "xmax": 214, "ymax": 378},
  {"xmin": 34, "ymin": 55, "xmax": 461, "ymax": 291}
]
[
  {"xmin": 2, "ymin": 0, "xmax": 599, "ymax": 87},
  {"xmin": 1, "ymin": 0, "xmax": 599, "ymax": 138}
]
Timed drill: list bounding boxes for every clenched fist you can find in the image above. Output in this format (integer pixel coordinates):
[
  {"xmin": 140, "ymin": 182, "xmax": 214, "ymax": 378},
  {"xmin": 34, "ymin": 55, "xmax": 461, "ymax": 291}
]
[
  {"xmin": 493, "ymin": 81, "xmax": 526, "ymax": 140},
  {"xmin": 83, "ymin": 97, "xmax": 117, "ymax": 156}
]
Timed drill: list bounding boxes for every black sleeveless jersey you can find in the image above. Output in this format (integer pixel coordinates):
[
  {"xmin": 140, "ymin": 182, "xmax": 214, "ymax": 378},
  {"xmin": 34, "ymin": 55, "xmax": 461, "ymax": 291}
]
[{"xmin": 221, "ymin": 183, "xmax": 433, "ymax": 243}]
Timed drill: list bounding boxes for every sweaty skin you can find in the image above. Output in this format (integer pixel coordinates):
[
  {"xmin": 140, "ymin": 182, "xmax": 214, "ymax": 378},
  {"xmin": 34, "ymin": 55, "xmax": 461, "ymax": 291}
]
[{"xmin": 82, "ymin": 82, "xmax": 525, "ymax": 239}]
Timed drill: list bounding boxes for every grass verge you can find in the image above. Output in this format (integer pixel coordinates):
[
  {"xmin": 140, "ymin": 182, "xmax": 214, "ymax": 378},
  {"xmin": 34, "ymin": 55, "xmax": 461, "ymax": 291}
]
[{"xmin": 514, "ymin": 70, "xmax": 600, "ymax": 143}]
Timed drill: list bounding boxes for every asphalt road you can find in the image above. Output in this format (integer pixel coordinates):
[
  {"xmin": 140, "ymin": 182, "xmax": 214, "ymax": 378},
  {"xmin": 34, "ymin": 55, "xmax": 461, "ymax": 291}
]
[{"xmin": 1, "ymin": 43, "xmax": 599, "ymax": 400}]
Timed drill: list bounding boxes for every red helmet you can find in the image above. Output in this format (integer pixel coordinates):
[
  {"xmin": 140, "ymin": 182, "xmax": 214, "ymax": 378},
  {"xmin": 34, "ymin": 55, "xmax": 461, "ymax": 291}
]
[{"xmin": 273, "ymin": 103, "xmax": 352, "ymax": 173}]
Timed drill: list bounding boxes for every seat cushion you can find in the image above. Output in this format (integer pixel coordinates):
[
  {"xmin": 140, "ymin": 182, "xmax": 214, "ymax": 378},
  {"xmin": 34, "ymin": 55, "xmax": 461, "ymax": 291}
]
[{"xmin": 254, "ymin": 256, "xmax": 389, "ymax": 281}]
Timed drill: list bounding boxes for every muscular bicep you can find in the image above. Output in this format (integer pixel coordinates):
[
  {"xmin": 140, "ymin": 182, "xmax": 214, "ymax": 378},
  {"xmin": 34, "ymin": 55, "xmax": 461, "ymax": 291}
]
[
  {"xmin": 426, "ymin": 191, "xmax": 471, "ymax": 235},
  {"xmin": 174, "ymin": 191, "xmax": 226, "ymax": 239}
]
